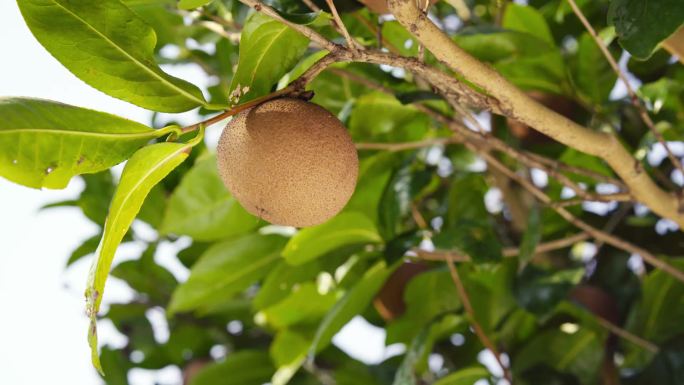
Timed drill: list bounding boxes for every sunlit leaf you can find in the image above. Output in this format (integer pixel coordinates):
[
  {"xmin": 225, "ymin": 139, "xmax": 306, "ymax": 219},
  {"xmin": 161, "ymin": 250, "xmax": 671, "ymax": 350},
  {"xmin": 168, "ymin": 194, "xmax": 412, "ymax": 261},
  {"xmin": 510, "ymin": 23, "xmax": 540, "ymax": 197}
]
[
  {"xmin": 17, "ymin": 0, "xmax": 206, "ymax": 112},
  {"xmin": 0, "ymin": 98, "xmax": 169, "ymax": 189},
  {"xmin": 229, "ymin": 12, "xmax": 309, "ymax": 103},
  {"xmin": 86, "ymin": 137, "xmax": 201, "ymax": 374},
  {"xmin": 283, "ymin": 212, "xmax": 382, "ymax": 265}
]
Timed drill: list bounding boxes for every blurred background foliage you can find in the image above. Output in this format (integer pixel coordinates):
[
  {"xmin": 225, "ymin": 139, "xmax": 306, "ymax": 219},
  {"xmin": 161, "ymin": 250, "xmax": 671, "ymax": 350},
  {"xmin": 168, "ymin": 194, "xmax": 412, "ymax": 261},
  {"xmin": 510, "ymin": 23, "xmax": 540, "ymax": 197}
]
[{"xmin": 30, "ymin": 0, "xmax": 684, "ymax": 384}]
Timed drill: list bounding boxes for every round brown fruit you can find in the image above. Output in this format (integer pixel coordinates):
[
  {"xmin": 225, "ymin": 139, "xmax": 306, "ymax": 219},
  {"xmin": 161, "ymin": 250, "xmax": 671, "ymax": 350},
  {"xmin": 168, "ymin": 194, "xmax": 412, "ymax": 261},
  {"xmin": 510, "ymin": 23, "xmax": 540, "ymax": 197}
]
[{"xmin": 217, "ymin": 98, "xmax": 359, "ymax": 228}]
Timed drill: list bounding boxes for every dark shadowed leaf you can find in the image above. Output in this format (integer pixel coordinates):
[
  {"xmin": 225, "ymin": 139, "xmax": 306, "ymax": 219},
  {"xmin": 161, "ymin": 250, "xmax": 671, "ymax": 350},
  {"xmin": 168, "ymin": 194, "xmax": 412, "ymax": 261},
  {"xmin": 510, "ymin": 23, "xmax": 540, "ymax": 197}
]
[{"xmin": 608, "ymin": 0, "xmax": 684, "ymax": 59}]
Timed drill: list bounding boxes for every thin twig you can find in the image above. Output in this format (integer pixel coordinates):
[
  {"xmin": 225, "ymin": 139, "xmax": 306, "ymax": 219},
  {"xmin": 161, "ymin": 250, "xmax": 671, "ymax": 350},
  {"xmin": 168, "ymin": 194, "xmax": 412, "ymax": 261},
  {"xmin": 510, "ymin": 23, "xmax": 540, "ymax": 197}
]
[
  {"xmin": 593, "ymin": 314, "xmax": 659, "ymax": 353},
  {"xmin": 415, "ymin": 232, "xmax": 590, "ymax": 261},
  {"xmin": 445, "ymin": 255, "xmax": 513, "ymax": 383},
  {"xmin": 181, "ymin": 52, "xmax": 338, "ymax": 133},
  {"xmin": 566, "ymin": 0, "xmax": 684, "ymax": 189},
  {"xmin": 464, "ymin": 136, "xmax": 684, "ymax": 283},
  {"xmin": 355, "ymin": 138, "xmax": 452, "ymax": 151},
  {"xmin": 324, "ymin": 0, "xmax": 358, "ymax": 52}
]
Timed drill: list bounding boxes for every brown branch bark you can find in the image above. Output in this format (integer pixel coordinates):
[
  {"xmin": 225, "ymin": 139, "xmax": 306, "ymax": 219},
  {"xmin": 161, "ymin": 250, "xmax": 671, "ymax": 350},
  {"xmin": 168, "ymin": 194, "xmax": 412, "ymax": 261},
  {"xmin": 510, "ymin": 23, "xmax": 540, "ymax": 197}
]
[{"xmin": 386, "ymin": 0, "xmax": 684, "ymax": 227}]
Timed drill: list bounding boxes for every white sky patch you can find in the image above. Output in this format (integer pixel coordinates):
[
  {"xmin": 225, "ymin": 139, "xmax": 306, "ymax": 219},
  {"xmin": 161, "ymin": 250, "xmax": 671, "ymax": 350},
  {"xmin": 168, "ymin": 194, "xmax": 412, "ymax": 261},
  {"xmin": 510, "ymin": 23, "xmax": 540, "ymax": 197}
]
[{"xmin": 332, "ymin": 316, "xmax": 405, "ymax": 364}]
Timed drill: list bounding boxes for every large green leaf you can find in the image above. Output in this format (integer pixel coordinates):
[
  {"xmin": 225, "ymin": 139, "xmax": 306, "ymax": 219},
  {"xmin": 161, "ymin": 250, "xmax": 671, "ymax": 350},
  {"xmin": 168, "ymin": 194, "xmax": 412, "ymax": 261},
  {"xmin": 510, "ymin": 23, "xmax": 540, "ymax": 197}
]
[
  {"xmin": 310, "ymin": 260, "xmax": 395, "ymax": 355},
  {"xmin": 160, "ymin": 154, "xmax": 260, "ymax": 241},
  {"xmin": 85, "ymin": 138, "xmax": 200, "ymax": 374},
  {"xmin": 169, "ymin": 233, "xmax": 288, "ymax": 314},
  {"xmin": 189, "ymin": 350, "xmax": 274, "ymax": 385},
  {"xmin": 229, "ymin": 12, "xmax": 309, "ymax": 103},
  {"xmin": 283, "ymin": 212, "xmax": 382, "ymax": 265},
  {"xmin": 0, "ymin": 98, "xmax": 168, "ymax": 189},
  {"xmin": 608, "ymin": 0, "xmax": 684, "ymax": 59},
  {"xmin": 17, "ymin": 0, "xmax": 206, "ymax": 112}
]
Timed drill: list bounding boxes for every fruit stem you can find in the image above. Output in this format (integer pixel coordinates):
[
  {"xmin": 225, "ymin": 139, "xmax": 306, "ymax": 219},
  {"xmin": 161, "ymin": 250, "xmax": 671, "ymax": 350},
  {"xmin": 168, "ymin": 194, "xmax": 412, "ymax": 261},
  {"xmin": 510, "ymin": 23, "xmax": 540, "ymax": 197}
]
[{"xmin": 181, "ymin": 87, "xmax": 297, "ymax": 133}]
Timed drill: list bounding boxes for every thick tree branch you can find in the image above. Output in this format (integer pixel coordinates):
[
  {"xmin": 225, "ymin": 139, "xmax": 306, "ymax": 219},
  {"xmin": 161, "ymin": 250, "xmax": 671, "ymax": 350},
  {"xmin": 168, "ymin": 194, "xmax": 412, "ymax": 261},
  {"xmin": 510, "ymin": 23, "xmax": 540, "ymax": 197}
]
[{"xmin": 386, "ymin": 0, "xmax": 684, "ymax": 227}]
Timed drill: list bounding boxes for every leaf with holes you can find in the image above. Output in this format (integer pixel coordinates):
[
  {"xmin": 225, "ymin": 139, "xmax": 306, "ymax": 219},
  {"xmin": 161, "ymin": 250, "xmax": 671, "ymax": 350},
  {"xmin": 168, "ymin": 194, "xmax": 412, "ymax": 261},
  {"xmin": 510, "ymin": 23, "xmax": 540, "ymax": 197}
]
[
  {"xmin": 86, "ymin": 138, "xmax": 200, "ymax": 374},
  {"xmin": 0, "ymin": 98, "xmax": 169, "ymax": 189},
  {"xmin": 17, "ymin": 0, "xmax": 206, "ymax": 112}
]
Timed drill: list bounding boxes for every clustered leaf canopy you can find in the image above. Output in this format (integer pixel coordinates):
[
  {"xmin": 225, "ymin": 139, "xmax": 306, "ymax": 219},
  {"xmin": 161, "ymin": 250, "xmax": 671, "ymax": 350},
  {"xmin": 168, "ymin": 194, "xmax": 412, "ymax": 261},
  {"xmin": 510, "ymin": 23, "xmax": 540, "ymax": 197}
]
[{"xmin": 3, "ymin": 0, "xmax": 684, "ymax": 384}]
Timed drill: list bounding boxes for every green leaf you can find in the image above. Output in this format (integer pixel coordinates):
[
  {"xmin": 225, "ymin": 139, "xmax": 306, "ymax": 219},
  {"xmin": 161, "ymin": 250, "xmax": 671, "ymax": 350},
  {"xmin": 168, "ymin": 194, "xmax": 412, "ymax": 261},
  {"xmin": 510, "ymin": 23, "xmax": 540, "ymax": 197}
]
[
  {"xmin": 0, "ymin": 98, "xmax": 168, "ymax": 189},
  {"xmin": 253, "ymin": 260, "xmax": 322, "ymax": 310},
  {"xmin": 455, "ymin": 28, "xmax": 565, "ymax": 93},
  {"xmin": 17, "ymin": 0, "xmax": 206, "ymax": 112},
  {"xmin": 392, "ymin": 327, "xmax": 429, "ymax": 385},
  {"xmin": 189, "ymin": 350, "xmax": 274, "ymax": 385},
  {"xmin": 310, "ymin": 260, "xmax": 395, "ymax": 355},
  {"xmin": 514, "ymin": 265, "xmax": 584, "ymax": 317},
  {"xmin": 270, "ymin": 330, "xmax": 311, "ymax": 385},
  {"xmin": 169, "ymin": 233, "xmax": 288, "ymax": 314},
  {"xmin": 66, "ymin": 233, "xmax": 102, "ymax": 266},
  {"xmin": 283, "ymin": 212, "xmax": 382, "ymax": 265},
  {"xmin": 178, "ymin": 0, "xmax": 213, "ymax": 10},
  {"xmin": 261, "ymin": 283, "xmax": 338, "ymax": 329},
  {"xmin": 229, "ymin": 12, "xmax": 309, "ymax": 103},
  {"xmin": 433, "ymin": 367, "xmax": 491, "ymax": 385},
  {"xmin": 608, "ymin": 0, "xmax": 684, "ymax": 59},
  {"xmin": 99, "ymin": 347, "xmax": 131, "ymax": 385},
  {"xmin": 85, "ymin": 138, "xmax": 200, "ymax": 374},
  {"xmin": 627, "ymin": 259, "xmax": 684, "ymax": 343},
  {"xmin": 518, "ymin": 205, "xmax": 541, "ymax": 265},
  {"xmin": 111, "ymin": 244, "xmax": 178, "ymax": 304},
  {"xmin": 387, "ymin": 270, "xmax": 461, "ymax": 344},
  {"xmin": 503, "ymin": 3, "xmax": 554, "ymax": 44},
  {"xmin": 349, "ymin": 92, "xmax": 431, "ymax": 143},
  {"xmin": 160, "ymin": 154, "xmax": 260, "ymax": 241},
  {"xmin": 514, "ymin": 328, "xmax": 604, "ymax": 383},
  {"xmin": 574, "ymin": 31, "xmax": 618, "ymax": 104}
]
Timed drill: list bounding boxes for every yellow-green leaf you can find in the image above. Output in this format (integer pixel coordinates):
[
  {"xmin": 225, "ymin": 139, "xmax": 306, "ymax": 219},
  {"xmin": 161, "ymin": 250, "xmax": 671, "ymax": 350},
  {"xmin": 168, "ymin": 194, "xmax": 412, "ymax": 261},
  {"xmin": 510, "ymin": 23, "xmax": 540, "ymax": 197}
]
[
  {"xmin": 86, "ymin": 137, "xmax": 201, "ymax": 374},
  {"xmin": 0, "ymin": 97, "xmax": 169, "ymax": 189},
  {"xmin": 17, "ymin": 0, "xmax": 206, "ymax": 112}
]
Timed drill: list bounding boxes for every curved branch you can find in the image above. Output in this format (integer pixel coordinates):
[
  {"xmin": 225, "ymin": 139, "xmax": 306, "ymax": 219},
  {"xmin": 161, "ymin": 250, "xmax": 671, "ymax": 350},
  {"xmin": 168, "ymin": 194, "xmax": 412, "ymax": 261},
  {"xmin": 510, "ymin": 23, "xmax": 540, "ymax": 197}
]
[{"xmin": 386, "ymin": 0, "xmax": 684, "ymax": 228}]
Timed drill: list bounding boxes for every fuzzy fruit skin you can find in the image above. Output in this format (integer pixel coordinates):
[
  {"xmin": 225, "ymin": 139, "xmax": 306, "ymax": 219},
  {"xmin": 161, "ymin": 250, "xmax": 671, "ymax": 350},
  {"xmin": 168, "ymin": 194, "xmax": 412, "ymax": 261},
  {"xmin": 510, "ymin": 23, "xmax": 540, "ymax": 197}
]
[{"xmin": 217, "ymin": 98, "xmax": 359, "ymax": 228}]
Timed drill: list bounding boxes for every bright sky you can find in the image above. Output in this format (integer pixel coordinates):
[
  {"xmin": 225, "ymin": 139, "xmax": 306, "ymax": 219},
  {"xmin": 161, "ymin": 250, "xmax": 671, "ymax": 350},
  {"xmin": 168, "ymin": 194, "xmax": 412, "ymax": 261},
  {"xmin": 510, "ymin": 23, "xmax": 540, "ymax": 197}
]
[{"xmin": 0, "ymin": 2, "xmax": 396, "ymax": 384}]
